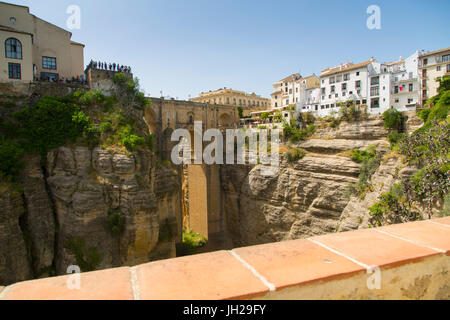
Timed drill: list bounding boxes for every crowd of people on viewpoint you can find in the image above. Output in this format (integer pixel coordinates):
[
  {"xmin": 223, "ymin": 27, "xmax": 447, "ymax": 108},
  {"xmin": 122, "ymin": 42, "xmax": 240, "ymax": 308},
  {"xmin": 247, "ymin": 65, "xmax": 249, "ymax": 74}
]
[
  {"xmin": 88, "ymin": 60, "xmax": 132, "ymax": 73},
  {"xmin": 35, "ymin": 75, "xmax": 87, "ymax": 85}
]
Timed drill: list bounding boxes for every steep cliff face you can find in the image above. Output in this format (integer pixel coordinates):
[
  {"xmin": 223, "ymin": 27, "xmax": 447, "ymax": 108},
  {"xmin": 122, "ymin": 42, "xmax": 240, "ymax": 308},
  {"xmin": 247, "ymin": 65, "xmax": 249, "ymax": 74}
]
[
  {"xmin": 0, "ymin": 145, "xmax": 180, "ymax": 285},
  {"xmin": 220, "ymin": 116, "xmax": 399, "ymax": 248}
]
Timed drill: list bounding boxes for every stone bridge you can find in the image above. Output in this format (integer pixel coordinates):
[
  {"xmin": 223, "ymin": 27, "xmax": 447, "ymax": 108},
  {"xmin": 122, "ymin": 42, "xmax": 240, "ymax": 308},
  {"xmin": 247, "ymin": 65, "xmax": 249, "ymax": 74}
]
[
  {"xmin": 144, "ymin": 97, "xmax": 239, "ymax": 159},
  {"xmin": 144, "ymin": 97, "xmax": 240, "ymax": 249}
]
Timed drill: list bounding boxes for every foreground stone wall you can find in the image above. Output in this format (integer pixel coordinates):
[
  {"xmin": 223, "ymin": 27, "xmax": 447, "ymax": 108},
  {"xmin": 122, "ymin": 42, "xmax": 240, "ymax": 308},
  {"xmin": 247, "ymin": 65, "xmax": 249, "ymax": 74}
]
[{"xmin": 0, "ymin": 218, "xmax": 448, "ymax": 300}]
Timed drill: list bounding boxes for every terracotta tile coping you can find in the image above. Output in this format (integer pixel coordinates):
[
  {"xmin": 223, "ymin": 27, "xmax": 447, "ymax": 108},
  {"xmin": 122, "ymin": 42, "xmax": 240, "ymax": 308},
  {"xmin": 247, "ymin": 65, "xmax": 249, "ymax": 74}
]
[{"xmin": 1, "ymin": 217, "xmax": 449, "ymax": 300}]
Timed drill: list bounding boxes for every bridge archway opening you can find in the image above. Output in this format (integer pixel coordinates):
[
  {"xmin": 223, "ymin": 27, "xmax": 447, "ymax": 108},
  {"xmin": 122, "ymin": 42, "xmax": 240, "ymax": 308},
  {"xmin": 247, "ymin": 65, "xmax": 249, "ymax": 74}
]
[{"xmin": 219, "ymin": 113, "xmax": 233, "ymax": 128}]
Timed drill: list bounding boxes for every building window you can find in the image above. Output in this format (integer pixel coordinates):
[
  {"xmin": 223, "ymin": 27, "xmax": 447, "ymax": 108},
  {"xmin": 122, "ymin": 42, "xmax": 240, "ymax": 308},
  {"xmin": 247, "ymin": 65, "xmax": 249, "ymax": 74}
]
[
  {"xmin": 443, "ymin": 55, "xmax": 450, "ymax": 63},
  {"xmin": 355, "ymin": 80, "xmax": 361, "ymax": 88},
  {"xmin": 42, "ymin": 56, "xmax": 57, "ymax": 70},
  {"xmin": 409, "ymin": 83, "xmax": 413, "ymax": 92},
  {"xmin": 8, "ymin": 63, "xmax": 21, "ymax": 79},
  {"xmin": 342, "ymin": 83, "xmax": 347, "ymax": 91},
  {"xmin": 321, "ymin": 88, "xmax": 326, "ymax": 95},
  {"xmin": 356, "ymin": 72, "xmax": 360, "ymax": 76},
  {"xmin": 395, "ymin": 99, "xmax": 399, "ymax": 103},
  {"xmin": 437, "ymin": 66, "xmax": 441, "ymax": 71},
  {"xmin": 343, "ymin": 74, "xmax": 350, "ymax": 81},
  {"xmin": 408, "ymin": 98, "xmax": 414, "ymax": 104},
  {"xmin": 447, "ymin": 64, "xmax": 450, "ymax": 73},
  {"xmin": 329, "ymin": 77, "xmax": 335, "ymax": 84},
  {"xmin": 422, "ymin": 69, "xmax": 427, "ymax": 77},
  {"xmin": 371, "ymin": 76, "xmax": 379, "ymax": 86},
  {"xmin": 289, "ymin": 89, "xmax": 292, "ymax": 94},
  {"xmin": 423, "ymin": 58, "xmax": 428, "ymax": 66},
  {"xmin": 371, "ymin": 98, "xmax": 380, "ymax": 108},
  {"xmin": 331, "ymin": 85, "xmax": 335, "ymax": 93},
  {"xmin": 5, "ymin": 38, "xmax": 22, "ymax": 59}
]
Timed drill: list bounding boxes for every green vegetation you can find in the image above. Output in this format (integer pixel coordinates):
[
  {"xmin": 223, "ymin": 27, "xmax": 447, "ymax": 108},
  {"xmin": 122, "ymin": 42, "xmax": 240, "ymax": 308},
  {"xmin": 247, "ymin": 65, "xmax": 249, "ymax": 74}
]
[
  {"xmin": 257, "ymin": 125, "xmax": 267, "ymax": 130},
  {"xmin": 178, "ymin": 229, "xmax": 207, "ymax": 256},
  {"xmin": 67, "ymin": 238, "xmax": 103, "ymax": 272},
  {"xmin": 419, "ymin": 76, "xmax": 450, "ymax": 131},
  {"xmin": 0, "ymin": 136, "xmax": 24, "ymax": 181},
  {"xmin": 12, "ymin": 96, "xmax": 93, "ymax": 157},
  {"xmin": 368, "ymin": 76, "xmax": 449, "ymax": 225},
  {"xmin": 0, "ymin": 74, "xmax": 154, "ymax": 181},
  {"xmin": 382, "ymin": 108, "xmax": 403, "ymax": 131},
  {"xmin": 319, "ymin": 101, "xmax": 365, "ymax": 129},
  {"xmin": 350, "ymin": 145, "xmax": 377, "ymax": 163},
  {"xmin": 106, "ymin": 209, "xmax": 125, "ymax": 238},
  {"xmin": 113, "ymin": 73, "xmax": 150, "ymax": 110},
  {"xmin": 283, "ymin": 119, "xmax": 316, "ymax": 144},
  {"xmin": 261, "ymin": 112, "xmax": 270, "ymax": 122},
  {"xmin": 338, "ymin": 101, "xmax": 363, "ymax": 122},
  {"xmin": 346, "ymin": 145, "xmax": 381, "ymax": 199},
  {"xmin": 387, "ymin": 131, "xmax": 405, "ymax": 150},
  {"xmin": 368, "ymin": 184, "xmax": 420, "ymax": 227},
  {"xmin": 285, "ymin": 147, "xmax": 307, "ymax": 163}
]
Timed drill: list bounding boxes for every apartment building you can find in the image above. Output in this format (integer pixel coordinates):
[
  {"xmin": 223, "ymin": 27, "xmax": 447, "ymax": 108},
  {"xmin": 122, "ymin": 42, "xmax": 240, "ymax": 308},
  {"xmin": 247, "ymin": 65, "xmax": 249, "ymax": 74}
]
[
  {"xmin": 270, "ymin": 73, "xmax": 320, "ymax": 108},
  {"xmin": 190, "ymin": 87, "xmax": 270, "ymax": 117},
  {"xmin": 0, "ymin": 1, "xmax": 85, "ymax": 82},
  {"xmin": 319, "ymin": 59, "xmax": 378, "ymax": 116},
  {"xmin": 380, "ymin": 52, "xmax": 420, "ymax": 112},
  {"xmin": 419, "ymin": 47, "xmax": 450, "ymax": 106}
]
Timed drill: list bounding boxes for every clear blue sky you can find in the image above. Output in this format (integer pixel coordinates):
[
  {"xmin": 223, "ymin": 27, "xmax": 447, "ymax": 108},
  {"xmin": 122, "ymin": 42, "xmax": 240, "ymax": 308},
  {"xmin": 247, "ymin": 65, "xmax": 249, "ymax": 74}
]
[{"xmin": 7, "ymin": 0, "xmax": 450, "ymax": 99}]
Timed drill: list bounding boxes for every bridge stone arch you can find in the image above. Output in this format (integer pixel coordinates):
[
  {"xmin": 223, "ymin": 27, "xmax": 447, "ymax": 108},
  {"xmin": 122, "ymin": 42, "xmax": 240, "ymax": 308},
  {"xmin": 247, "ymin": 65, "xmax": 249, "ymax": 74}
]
[{"xmin": 218, "ymin": 112, "xmax": 233, "ymax": 128}]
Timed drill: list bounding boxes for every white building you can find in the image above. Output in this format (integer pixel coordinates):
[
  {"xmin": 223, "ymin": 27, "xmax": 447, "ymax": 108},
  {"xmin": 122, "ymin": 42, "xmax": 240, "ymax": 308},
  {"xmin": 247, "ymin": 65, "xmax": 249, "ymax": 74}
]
[
  {"xmin": 319, "ymin": 59, "xmax": 378, "ymax": 117},
  {"xmin": 379, "ymin": 52, "xmax": 420, "ymax": 112},
  {"xmin": 418, "ymin": 47, "xmax": 450, "ymax": 106},
  {"xmin": 270, "ymin": 73, "xmax": 320, "ymax": 109}
]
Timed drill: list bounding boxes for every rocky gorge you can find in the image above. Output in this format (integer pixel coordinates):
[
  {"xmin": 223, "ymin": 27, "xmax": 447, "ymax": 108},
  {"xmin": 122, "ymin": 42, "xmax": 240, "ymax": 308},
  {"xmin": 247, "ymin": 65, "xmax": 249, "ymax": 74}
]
[
  {"xmin": 219, "ymin": 114, "xmax": 424, "ymax": 247},
  {"xmin": 0, "ymin": 82, "xmax": 442, "ymax": 287}
]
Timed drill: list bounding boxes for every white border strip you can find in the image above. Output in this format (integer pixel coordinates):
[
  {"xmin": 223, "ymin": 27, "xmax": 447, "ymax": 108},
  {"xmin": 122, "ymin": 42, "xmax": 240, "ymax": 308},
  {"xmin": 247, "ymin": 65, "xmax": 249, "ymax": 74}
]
[
  {"xmin": 375, "ymin": 229, "xmax": 446, "ymax": 253},
  {"xmin": 230, "ymin": 250, "xmax": 276, "ymax": 292},
  {"xmin": 426, "ymin": 220, "xmax": 450, "ymax": 228},
  {"xmin": 129, "ymin": 267, "xmax": 141, "ymax": 300},
  {"xmin": 307, "ymin": 238, "xmax": 372, "ymax": 270}
]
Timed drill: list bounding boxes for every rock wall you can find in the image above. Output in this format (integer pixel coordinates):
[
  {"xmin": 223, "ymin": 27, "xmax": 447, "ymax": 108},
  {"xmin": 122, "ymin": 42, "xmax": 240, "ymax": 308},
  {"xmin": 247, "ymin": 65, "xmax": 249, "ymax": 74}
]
[
  {"xmin": 0, "ymin": 146, "xmax": 181, "ymax": 285},
  {"xmin": 220, "ymin": 117, "xmax": 400, "ymax": 248}
]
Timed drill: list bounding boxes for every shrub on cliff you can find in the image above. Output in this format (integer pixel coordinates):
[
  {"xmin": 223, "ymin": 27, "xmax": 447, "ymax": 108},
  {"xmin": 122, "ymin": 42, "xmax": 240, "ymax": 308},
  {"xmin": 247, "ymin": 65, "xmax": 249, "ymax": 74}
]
[
  {"xmin": 285, "ymin": 147, "xmax": 307, "ymax": 163},
  {"xmin": 13, "ymin": 96, "xmax": 92, "ymax": 157},
  {"xmin": 113, "ymin": 73, "xmax": 150, "ymax": 110},
  {"xmin": 382, "ymin": 108, "xmax": 403, "ymax": 131},
  {"xmin": 106, "ymin": 209, "xmax": 125, "ymax": 238},
  {"xmin": 346, "ymin": 145, "xmax": 381, "ymax": 199},
  {"xmin": 177, "ymin": 229, "xmax": 207, "ymax": 256},
  {"xmin": 0, "ymin": 136, "xmax": 24, "ymax": 181},
  {"xmin": 67, "ymin": 238, "xmax": 103, "ymax": 272},
  {"xmin": 338, "ymin": 101, "xmax": 362, "ymax": 122}
]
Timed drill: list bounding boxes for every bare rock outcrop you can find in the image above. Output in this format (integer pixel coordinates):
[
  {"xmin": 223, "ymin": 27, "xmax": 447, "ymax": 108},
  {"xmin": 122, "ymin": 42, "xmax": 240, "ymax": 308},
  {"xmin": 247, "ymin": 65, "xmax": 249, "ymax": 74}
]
[
  {"xmin": 313, "ymin": 116, "xmax": 389, "ymax": 140},
  {"xmin": 221, "ymin": 154, "xmax": 361, "ymax": 247},
  {"xmin": 0, "ymin": 145, "xmax": 181, "ymax": 285},
  {"xmin": 0, "ymin": 185, "xmax": 32, "ymax": 285}
]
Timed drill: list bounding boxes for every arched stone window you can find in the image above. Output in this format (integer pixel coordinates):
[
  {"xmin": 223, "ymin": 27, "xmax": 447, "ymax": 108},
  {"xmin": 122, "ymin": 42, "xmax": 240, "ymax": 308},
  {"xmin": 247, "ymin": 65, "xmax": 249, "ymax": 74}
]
[{"xmin": 5, "ymin": 38, "xmax": 22, "ymax": 59}]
